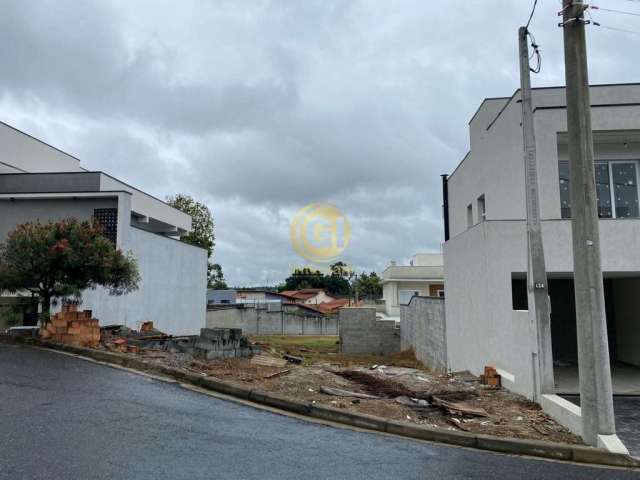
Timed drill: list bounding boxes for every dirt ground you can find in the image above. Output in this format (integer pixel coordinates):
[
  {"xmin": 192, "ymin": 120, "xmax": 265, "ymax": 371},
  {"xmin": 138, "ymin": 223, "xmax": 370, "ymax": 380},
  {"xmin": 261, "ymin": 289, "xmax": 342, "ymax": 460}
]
[{"xmin": 127, "ymin": 335, "xmax": 582, "ymax": 445}]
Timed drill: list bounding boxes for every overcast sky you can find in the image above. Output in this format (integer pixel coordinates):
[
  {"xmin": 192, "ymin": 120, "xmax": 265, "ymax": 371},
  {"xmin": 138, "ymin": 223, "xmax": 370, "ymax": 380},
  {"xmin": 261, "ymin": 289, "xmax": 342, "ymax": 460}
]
[{"xmin": 1, "ymin": 1, "xmax": 639, "ymax": 286}]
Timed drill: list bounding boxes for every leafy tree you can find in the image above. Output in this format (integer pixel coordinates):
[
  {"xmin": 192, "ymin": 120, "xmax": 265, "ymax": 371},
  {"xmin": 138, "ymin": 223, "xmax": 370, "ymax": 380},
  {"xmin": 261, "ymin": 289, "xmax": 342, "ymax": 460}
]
[
  {"xmin": 0, "ymin": 219, "xmax": 139, "ymax": 322},
  {"xmin": 279, "ymin": 266, "xmax": 351, "ymax": 297},
  {"xmin": 209, "ymin": 263, "xmax": 227, "ymax": 289},
  {"xmin": 352, "ymin": 272, "xmax": 383, "ymax": 301},
  {"xmin": 167, "ymin": 194, "xmax": 225, "ymax": 285}
]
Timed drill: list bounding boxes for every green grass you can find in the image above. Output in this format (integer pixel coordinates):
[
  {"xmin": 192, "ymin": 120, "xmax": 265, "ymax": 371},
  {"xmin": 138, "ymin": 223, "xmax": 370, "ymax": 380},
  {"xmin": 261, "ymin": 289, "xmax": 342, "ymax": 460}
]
[
  {"xmin": 250, "ymin": 335, "xmax": 339, "ymax": 354},
  {"xmin": 248, "ymin": 335, "xmax": 424, "ymax": 369}
]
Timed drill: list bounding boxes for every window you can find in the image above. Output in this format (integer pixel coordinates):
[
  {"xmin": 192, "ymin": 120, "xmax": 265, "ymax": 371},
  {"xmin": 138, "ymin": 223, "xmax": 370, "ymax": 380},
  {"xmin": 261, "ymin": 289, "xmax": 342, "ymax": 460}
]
[
  {"xmin": 437, "ymin": 289, "xmax": 445, "ymax": 298},
  {"xmin": 466, "ymin": 204, "xmax": 473, "ymax": 228},
  {"xmin": 559, "ymin": 161, "xmax": 571, "ymax": 218},
  {"xmin": 398, "ymin": 290, "xmax": 419, "ymax": 305},
  {"xmin": 93, "ymin": 208, "xmax": 118, "ymax": 243},
  {"xmin": 511, "ymin": 277, "xmax": 528, "ymax": 310},
  {"xmin": 559, "ymin": 160, "xmax": 639, "ymax": 219},
  {"xmin": 477, "ymin": 194, "xmax": 486, "ymax": 222},
  {"xmin": 611, "ymin": 162, "xmax": 639, "ymax": 218}
]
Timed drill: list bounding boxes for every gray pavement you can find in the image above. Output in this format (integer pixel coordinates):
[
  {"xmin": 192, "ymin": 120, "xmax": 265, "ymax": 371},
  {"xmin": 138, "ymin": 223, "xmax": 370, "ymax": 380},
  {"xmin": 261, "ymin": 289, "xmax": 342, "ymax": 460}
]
[
  {"xmin": 0, "ymin": 343, "xmax": 637, "ymax": 480},
  {"xmin": 563, "ymin": 394, "xmax": 640, "ymax": 458}
]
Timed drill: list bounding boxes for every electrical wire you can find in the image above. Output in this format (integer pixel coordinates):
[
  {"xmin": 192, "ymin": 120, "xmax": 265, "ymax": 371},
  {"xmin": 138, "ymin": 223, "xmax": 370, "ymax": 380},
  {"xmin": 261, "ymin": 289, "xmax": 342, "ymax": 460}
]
[
  {"xmin": 523, "ymin": 0, "xmax": 542, "ymax": 74},
  {"xmin": 527, "ymin": 30, "xmax": 542, "ymax": 74},
  {"xmin": 593, "ymin": 22, "xmax": 640, "ymax": 35},
  {"xmin": 586, "ymin": 6, "xmax": 640, "ymax": 35},
  {"xmin": 591, "ymin": 6, "xmax": 640, "ymax": 17},
  {"xmin": 525, "ymin": 0, "xmax": 539, "ymax": 30}
]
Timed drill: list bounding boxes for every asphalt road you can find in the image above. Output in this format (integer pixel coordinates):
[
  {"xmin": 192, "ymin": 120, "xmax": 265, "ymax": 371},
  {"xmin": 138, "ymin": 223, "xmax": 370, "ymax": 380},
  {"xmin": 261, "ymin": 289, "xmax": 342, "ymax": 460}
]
[{"xmin": 0, "ymin": 344, "xmax": 637, "ymax": 480}]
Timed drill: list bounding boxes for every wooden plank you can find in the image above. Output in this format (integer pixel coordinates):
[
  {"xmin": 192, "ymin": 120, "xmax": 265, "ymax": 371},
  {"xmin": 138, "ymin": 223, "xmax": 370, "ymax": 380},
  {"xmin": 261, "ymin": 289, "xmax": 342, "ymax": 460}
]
[{"xmin": 250, "ymin": 355, "xmax": 288, "ymax": 368}]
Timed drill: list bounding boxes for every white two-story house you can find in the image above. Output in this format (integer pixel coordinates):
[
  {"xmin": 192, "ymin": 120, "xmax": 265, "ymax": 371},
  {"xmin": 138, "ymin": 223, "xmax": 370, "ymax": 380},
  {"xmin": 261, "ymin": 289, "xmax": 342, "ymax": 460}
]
[{"xmin": 443, "ymin": 83, "xmax": 640, "ymax": 402}]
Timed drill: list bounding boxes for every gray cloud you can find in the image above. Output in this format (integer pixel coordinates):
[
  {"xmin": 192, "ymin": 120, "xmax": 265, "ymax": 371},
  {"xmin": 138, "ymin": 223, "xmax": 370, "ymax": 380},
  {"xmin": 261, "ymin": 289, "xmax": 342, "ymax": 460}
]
[{"xmin": 1, "ymin": 0, "xmax": 639, "ymax": 285}]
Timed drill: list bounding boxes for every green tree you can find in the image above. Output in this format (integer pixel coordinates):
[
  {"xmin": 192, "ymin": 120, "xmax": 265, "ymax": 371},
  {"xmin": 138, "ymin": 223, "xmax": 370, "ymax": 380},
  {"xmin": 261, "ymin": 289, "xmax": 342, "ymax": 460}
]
[
  {"xmin": 167, "ymin": 194, "xmax": 224, "ymax": 285},
  {"xmin": 209, "ymin": 263, "xmax": 227, "ymax": 289},
  {"xmin": 279, "ymin": 265, "xmax": 351, "ymax": 297},
  {"xmin": 353, "ymin": 272, "xmax": 383, "ymax": 301},
  {"xmin": 0, "ymin": 219, "xmax": 139, "ymax": 322}
]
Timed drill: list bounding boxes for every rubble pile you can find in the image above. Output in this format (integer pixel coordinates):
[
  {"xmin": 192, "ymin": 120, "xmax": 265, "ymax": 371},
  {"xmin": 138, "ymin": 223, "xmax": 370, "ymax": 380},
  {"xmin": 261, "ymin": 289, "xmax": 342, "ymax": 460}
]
[
  {"xmin": 39, "ymin": 304, "xmax": 100, "ymax": 347},
  {"xmin": 100, "ymin": 324, "xmax": 260, "ymax": 360}
]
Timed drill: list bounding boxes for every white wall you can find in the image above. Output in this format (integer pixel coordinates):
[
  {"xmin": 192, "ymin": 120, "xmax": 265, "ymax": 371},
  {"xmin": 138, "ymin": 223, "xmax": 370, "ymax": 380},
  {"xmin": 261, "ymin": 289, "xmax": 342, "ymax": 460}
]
[
  {"xmin": 444, "ymin": 221, "xmax": 536, "ymax": 398},
  {"xmin": 0, "ymin": 122, "xmax": 83, "ymax": 173},
  {"xmin": 80, "ymin": 226, "xmax": 207, "ymax": 335},
  {"xmin": 412, "ymin": 253, "xmax": 443, "ymax": 266},
  {"xmin": 444, "ymin": 217, "xmax": 640, "ymax": 398},
  {"xmin": 99, "ymin": 174, "xmax": 191, "ymax": 233},
  {"xmin": 448, "ymin": 84, "xmax": 640, "ymax": 238}
]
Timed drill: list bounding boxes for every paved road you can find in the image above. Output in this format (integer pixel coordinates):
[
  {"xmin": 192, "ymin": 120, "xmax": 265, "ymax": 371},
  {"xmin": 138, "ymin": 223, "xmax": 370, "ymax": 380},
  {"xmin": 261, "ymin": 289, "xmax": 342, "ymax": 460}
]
[{"xmin": 0, "ymin": 344, "xmax": 636, "ymax": 480}]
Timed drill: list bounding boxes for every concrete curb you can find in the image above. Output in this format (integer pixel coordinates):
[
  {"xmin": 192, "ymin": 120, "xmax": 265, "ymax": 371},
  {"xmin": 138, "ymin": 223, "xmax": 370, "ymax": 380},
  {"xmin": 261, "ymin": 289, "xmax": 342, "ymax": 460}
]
[{"xmin": 6, "ymin": 337, "xmax": 639, "ymax": 469}]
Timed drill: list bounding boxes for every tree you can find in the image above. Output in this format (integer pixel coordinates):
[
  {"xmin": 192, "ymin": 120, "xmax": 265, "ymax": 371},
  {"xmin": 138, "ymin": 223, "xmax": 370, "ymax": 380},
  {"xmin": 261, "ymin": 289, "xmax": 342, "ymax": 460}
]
[
  {"xmin": 279, "ymin": 266, "xmax": 351, "ymax": 297},
  {"xmin": 167, "ymin": 194, "xmax": 224, "ymax": 285},
  {"xmin": 209, "ymin": 263, "xmax": 227, "ymax": 289},
  {"xmin": 0, "ymin": 219, "xmax": 139, "ymax": 322},
  {"xmin": 352, "ymin": 272, "xmax": 383, "ymax": 301}
]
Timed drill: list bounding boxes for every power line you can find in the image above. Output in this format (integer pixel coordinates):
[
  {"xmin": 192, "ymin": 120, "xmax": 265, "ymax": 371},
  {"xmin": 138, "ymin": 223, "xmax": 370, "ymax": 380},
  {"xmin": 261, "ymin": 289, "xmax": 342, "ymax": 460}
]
[
  {"xmin": 593, "ymin": 22, "xmax": 640, "ymax": 35},
  {"xmin": 525, "ymin": 0, "xmax": 539, "ymax": 29},
  {"xmin": 523, "ymin": 0, "xmax": 541, "ymax": 74},
  {"xmin": 586, "ymin": 7, "xmax": 640, "ymax": 35},
  {"xmin": 591, "ymin": 6, "xmax": 640, "ymax": 17}
]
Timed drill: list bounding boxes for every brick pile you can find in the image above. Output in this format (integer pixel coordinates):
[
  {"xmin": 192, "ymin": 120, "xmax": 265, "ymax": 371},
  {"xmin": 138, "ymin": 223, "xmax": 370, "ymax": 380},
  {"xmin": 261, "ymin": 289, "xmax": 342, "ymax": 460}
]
[
  {"xmin": 480, "ymin": 366, "xmax": 501, "ymax": 388},
  {"xmin": 39, "ymin": 304, "xmax": 101, "ymax": 347}
]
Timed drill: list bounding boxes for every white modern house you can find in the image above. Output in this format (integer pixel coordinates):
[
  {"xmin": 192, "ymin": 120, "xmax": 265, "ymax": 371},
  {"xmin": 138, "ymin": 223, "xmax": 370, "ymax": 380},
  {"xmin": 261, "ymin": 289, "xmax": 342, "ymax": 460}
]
[
  {"xmin": 382, "ymin": 253, "xmax": 444, "ymax": 317},
  {"xmin": 443, "ymin": 84, "xmax": 640, "ymax": 407},
  {"xmin": 0, "ymin": 122, "xmax": 207, "ymax": 335}
]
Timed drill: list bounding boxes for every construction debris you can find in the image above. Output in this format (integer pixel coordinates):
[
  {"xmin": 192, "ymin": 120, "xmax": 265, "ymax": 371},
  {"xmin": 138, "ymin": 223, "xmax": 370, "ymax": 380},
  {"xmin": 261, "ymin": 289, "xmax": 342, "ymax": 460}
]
[
  {"xmin": 336, "ymin": 370, "xmax": 417, "ymax": 398},
  {"xmin": 319, "ymin": 386, "xmax": 381, "ymax": 399},
  {"xmin": 431, "ymin": 395, "xmax": 488, "ymax": 417},
  {"xmin": 264, "ymin": 369, "xmax": 291, "ymax": 379},
  {"xmin": 251, "ymin": 355, "xmax": 288, "ymax": 368},
  {"xmin": 40, "ymin": 304, "xmax": 100, "ymax": 347},
  {"xmin": 101, "ymin": 326, "xmax": 259, "ymax": 360},
  {"xmin": 394, "ymin": 395, "xmax": 429, "ymax": 407},
  {"xmin": 283, "ymin": 353, "xmax": 304, "ymax": 364},
  {"xmin": 480, "ymin": 366, "xmax": 501, "ymax": 388},
  {"xmin": 46, "ymin": 331, "xmax": 581, "ymax": 446}
]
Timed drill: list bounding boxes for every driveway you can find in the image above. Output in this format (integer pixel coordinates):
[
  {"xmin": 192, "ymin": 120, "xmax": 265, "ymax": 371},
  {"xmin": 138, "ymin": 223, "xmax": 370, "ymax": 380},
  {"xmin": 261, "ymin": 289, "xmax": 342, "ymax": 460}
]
[
  {"xmin": 0, "ymin": 343, "xmax": 636, "ymax": 480},
  {"xmin": 562, "ymin": 394, "xmax": 640, "ymax": 458}
]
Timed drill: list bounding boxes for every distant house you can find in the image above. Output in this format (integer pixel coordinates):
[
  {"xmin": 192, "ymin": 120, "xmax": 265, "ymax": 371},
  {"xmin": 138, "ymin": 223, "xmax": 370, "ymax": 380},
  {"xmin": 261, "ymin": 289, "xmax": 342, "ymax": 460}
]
[
  {"xmin": 312, "ymin": 298, "xmax": 358, "ymax": 314},
  {"xmin": 207, "ymin": 289, "xmax": 237, "ymax": 306},
  {"xmin": 279, "ymin": 288, "xmax": 337, "ymax": 305},
  {"xmin": 235, "ymin": 289, "xmax": 290, "ymax": 305},
  {"xmin": 381, "ymin": 253, "xmax": 444, "ymax": 317}
]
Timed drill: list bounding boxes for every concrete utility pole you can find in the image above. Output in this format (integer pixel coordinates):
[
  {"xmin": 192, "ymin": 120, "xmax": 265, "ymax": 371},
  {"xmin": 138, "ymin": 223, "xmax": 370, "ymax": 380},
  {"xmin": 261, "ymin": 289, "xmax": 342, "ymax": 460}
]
[
  {"xmin": 561, "ymin": 0, "xmax": 616, "ymax": 447},
  {"xmin": 518, "ymin": 26, "xmax": 554, "ymax": 398}
]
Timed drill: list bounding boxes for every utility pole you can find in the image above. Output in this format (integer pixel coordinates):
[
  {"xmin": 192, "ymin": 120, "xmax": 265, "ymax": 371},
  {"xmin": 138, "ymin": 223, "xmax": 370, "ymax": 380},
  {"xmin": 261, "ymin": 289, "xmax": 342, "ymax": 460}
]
[
  {"xmin": 518, "ymin": 26, "xmax": 554, "ymax": 398},
  {"xmin": 561, "ymin": 0, "xmax": 616, "ymax": 447}
]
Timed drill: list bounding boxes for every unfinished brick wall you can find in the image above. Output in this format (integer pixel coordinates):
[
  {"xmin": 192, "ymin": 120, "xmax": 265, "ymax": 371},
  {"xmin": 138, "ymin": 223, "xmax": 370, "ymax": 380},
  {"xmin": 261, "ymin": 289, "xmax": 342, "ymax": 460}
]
[
  {"xmin": 339, "ymin": 307, "xmax": 400, "ymax": 355},
  {"xmin": 39, "ymin": 304, "xmax": 101, "ymax": 347}
]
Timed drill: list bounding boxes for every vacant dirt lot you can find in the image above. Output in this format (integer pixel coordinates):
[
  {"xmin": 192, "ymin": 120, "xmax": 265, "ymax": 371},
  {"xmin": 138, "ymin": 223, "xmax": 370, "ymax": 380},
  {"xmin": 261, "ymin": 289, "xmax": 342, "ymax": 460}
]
[{"xmin": 131, "ymin": 335, "xmax": 582, "ymax": 445}]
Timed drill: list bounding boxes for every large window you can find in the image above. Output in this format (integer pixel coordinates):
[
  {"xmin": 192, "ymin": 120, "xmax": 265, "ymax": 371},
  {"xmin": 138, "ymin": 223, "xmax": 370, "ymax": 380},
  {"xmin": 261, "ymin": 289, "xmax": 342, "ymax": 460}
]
[{"xmin": 559, "ymin": 160, "xmax": 639, "ymax": 219}]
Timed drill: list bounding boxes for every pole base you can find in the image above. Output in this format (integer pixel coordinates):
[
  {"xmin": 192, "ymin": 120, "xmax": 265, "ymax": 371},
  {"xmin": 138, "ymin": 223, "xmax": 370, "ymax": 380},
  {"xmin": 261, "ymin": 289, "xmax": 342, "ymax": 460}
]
[{"xmin": 597, "ymin": 434, "xmax": 629, "ymax": 455}]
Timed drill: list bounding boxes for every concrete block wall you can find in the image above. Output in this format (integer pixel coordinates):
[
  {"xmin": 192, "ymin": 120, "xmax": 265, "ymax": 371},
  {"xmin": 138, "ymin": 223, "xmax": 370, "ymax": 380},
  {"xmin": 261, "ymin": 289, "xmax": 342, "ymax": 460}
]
[
  {"xmin": 400, "ymin": 296, "xmax": 447, "ymax": 372},
  {"xmin": 339, "ymin": 307, "xmax": 400, "ymax": 355},
  {"xmin": 207, "ymin": 307, "xmax": 338, "ymax": 335}
]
